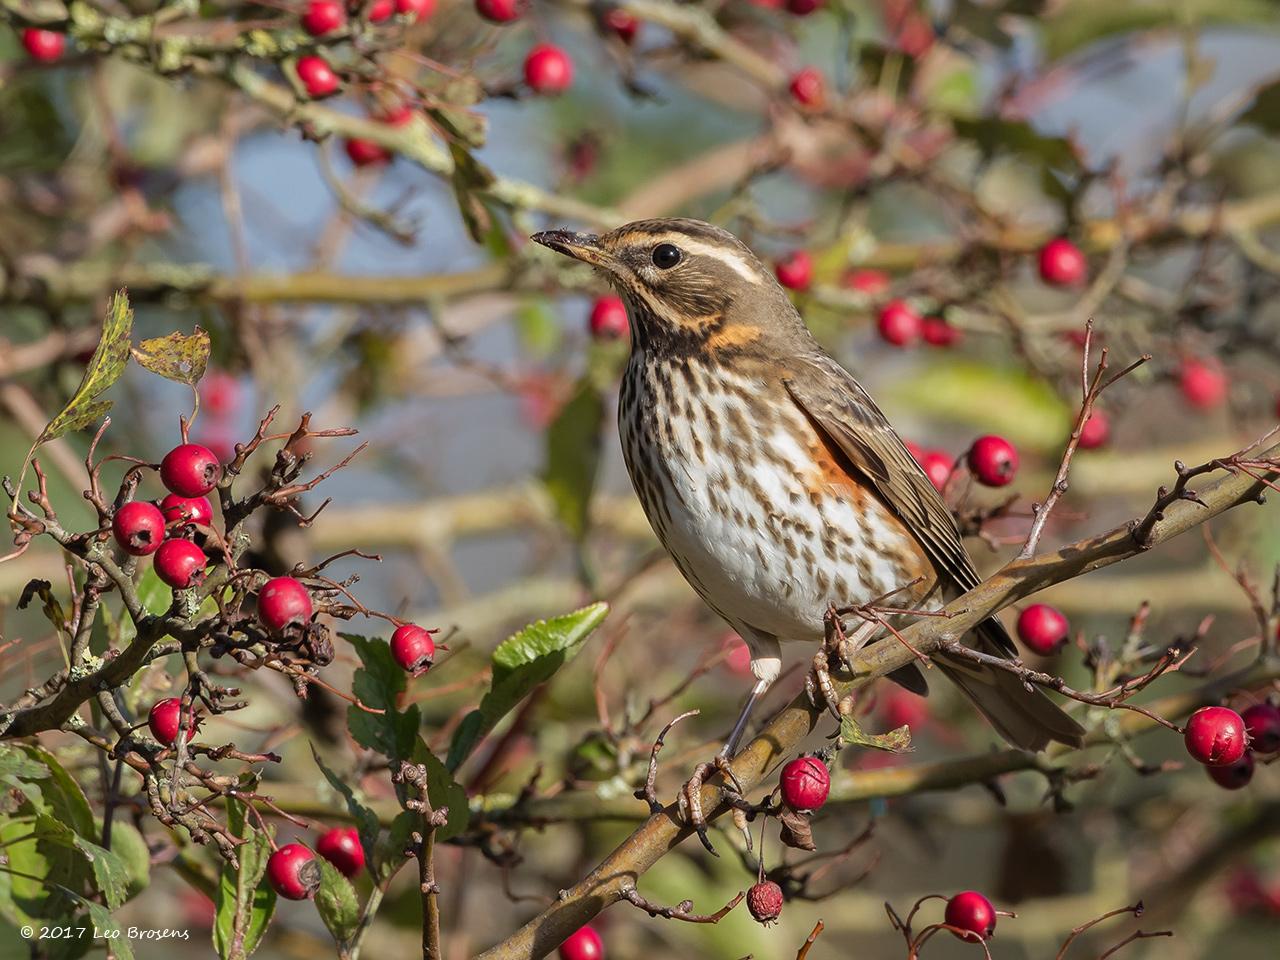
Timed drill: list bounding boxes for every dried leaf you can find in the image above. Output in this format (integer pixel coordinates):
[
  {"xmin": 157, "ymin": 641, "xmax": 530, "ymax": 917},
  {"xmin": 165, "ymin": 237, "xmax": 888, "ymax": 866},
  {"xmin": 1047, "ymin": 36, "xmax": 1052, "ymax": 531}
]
[
  {"xmin": 132, "ymin": 327, "xmax": 211, "ymax": 385},
  {"xmin": 38, "ymin": 290, "xmax": 132, "ymax": 441},
  {"xmin": 840, "ymin": 717, "xmax": 913, "ymax": 753},
  {"xmin": 778, "ymin": 808, "xmax": 816, "ymax": 851}
]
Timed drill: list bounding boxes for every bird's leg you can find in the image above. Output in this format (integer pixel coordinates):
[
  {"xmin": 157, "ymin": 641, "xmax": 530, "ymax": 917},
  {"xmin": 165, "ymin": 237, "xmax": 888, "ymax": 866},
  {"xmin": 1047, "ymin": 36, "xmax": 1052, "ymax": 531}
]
[
  {"xmin": 806, "ymin": 606, "xmax": 881, "ymax": 717},
  {"xmin": 674, "ymin": 678, "xmax": 764, "ymax": 855}
]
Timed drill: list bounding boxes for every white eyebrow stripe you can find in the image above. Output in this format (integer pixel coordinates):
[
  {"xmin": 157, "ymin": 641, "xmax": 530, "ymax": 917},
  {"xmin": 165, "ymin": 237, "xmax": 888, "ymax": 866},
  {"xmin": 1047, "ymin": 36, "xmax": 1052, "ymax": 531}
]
[{"xmin": 648, "ymin": 236, "xmax": 762, "ymax": 284}]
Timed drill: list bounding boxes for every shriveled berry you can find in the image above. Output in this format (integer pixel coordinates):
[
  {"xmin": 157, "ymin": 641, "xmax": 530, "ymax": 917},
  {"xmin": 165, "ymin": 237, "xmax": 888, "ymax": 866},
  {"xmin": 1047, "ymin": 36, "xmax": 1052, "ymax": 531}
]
[
  {"xmin": 747, "ymin": 880, "xmax": 784, "ymax": 925},
  {"xmin": 296, "ymin": 55, "xmax": 339, "ymax": 98},
  {"xmin": 1037, "ymin": 237, "xmax": 1087, "ymax": 287},
  {"xmin": 557, "ymin": 925, "xmax": 603, "ymax": 960},
  {"xmin": 524, "ymin": 44, "xmax": 573, "ymax": 94},
  {"xmin": 1184, "ymin": 705, "xmax": 1248, "ymax": 766},
  {"xmin": 258, "ymin": 577, "xmax": 313, "ymax": 632},
  {"xmin": 1241, "ymin": 703, "xmax": 1280, "ymax": 754},
  {"xmin": 1078, "ymin": 411, "xmax": 1110, "ymax": 449},
  {"xmin": 154, "ymin": 539, "xmax": 208, "ymax": 590},
  {"xmin": 921, "ymin": 317, "xmax": 960, "ymax": 347},
  {"xmin": 588, "ymin": 295, "xmax": 629, "ymax": 340},
  {"xmin": 149, "ymin": 697, "xmax": 198, "ymax": 745},
  {"xmin": 775, "ymin": 250, "xmax": 813, "ymax": 291},
  {"xmin": 966, "ymin": 435, "xmax": 1019, "ymax": 487},
  {"xmin": 22, "ymin": 28, "xmax": 66, "ymax": 63},
  {"xmin": 788, "ymin": 67, "xmax": 826, "ymax": 109},
  {"xmin": 1208, "ymin": 751, "xmax": 1255, "ymax": 790},
  {"xmin": 113, "ymin": 501, "xmax": 166, "ymax": 556},
  {"xmin": 877, "ymin": 300, "xmax": 922, "ymax": 347},
  {"xmin": 779, "ymin": 755, "xmax": 830, "ymax": 812},
  {"xmin": 302, "ymin": 0, "xmax": 346, "ymax": 36},
  {"xmin": 267, "ymin": 843, "xmax": 321, "ymax": 900},
  {"xmin": 601, "ymin": 7, "xmax": 639, "ymax": 43},
  {"xmin": 390, "ymin": 623, "xmax": 436, "ymax": 676},
  {"xmin": 160, "ymin": 443, "xmax": 221, "ymax": 497},
  {"xmin": 316, "ymin": 826, "xmax": 365, "ymax": 877},
  {"xmin": 160, "ymin": 494, "xmax": 214, "ymax": 527},
  {"xmin": 945, "ymin": 890, "xmax": 996, "ymax": 940},
  {"xmin": 476, "ymin": 0, "xmax": 522, "ymax": 22},
  {"xmin": 1179, "ymin": 358, "xmax": 1227, "ymax": 410},
  {"xmin": 785, "ymin": 0, "xmax": 823, "ymax": 14},
  {"xmin": 843, "ymin": 268, "xmax": 890, "ymax": 296},
  {"xmin": 917, "ymin": 450, "xmax": 952, "ymax": 492},
  {"xmin": 1016, "ymin": 603, "xmax": 1069, "ymax": 656}
]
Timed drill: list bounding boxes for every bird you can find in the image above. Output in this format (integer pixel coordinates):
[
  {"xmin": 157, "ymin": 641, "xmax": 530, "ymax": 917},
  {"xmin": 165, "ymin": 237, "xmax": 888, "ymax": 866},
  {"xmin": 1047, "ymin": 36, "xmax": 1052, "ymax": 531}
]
[{"xmin": 531, "ymin": 218, "xmax": 1084, "ymax": 764}]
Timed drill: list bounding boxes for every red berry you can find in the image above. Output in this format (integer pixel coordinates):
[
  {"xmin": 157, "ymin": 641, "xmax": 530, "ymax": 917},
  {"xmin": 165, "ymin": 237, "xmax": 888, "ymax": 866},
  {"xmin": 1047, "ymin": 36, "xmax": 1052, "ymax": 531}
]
[
  {"xmin": 302, "ymin": 0, "xmax": 346, "ymax": 36},
  {"xmin": 160, "ymin": 443, "xmax": 221, "ymax": 497},
  {"xmin": 779, "ymin": 755, "xmax": 830, "ymax": 812},
  {"xmin": 881, "ymin": 689, "xmax": 928, "ymax": 730},
  {"xmin": 390, "ymin": 623, "xmax": 436, "ymax": 676},
  {"xmin": 1037, "ymin": 237, "xmax": 1087, "ymax": 287},
  {"xmin": 720, "ymin": 633, "xmax": 753, "ymax": 677},
  {"xmin": 22, "ymin": 28, "xmax": 65, "ymax": 63},
  {"xmin": 112, "ymin": 501, "xmax": 166, "ymax": 556},
  {"xmin": 921, "ymin": 317, "xmax": 960, "ymax": 347},
  {"xmin": 1077, "ymin": 410, "xmax": 1110, "ymax": 449},
  {"xmin": 524, "ymin": 44, "xmax": 573, "ymax": 94},
  {"xmin": 148, "ymin": 698, "xmax": 199, "ymax": 745},
  {"xmin": 1179, "ymin": 358, "xmax": 1227, "ymax": 410},
  {"xmin": 917, "ymin": 450, "xmax": 952, "ymax": 492},
  {"xmin": 267, "ymin": 843, "xmax": 321, "ymax": 900},
  {"xmin": 785, "ymin": 0, "xmax": 823, "ymax": 14},
  {"xmin": 296, "ymin": 55, "xmax": 339, "ymax": 98},
  {"xmin": 601, "ymin": 7, "xmax": 639, "ymax": 43},
  {"xmin": 476, "ymin": 0, "xmax": 522, "ymax": 22},
  {"xmin": 557, "ymin": 925, "xmax": 604, "ymax": 960},
  {"xmin": 346, "ymin": 138, "xmax": 392, "ymax": 167},
  {"xmin": 894, "ymin": 11, "xmax": 935, "ymax": 58},
  {"xmin": 396, "ymin": 0, "xmax": 435, "ymax": 17},
  {"xmin": 368, "ymin": 0, "xmax": 394, "ymax": 21},
  {"xmin": 154, "ymin": 539, "xmax": 208, "ymax": 590},
  {"xmin": 1016, "ymin": 603, "xmax": 1069, "ymax": 655},
  {"xmin": 588, "ymin": 295, "xmax": 629, "ymax": 340},
  {"xmin": 1241, "ymin": 703, "xmax": 1280, "ymax": 754},
  {"xmin": 844, "ymin": 269, "xmax": 890, "ymax": 295},
  {"xmin": 775, "ymin": 250, "xmax": 813, "ymax": 291},
  {"xmin": 316, "ymin": 826, "xmax": 365, "ymax": 877},
  {"xmin": 258, "ymin": 577, "xmax": 313, "ymax": 632},
  {"xmin": 945, "ymin": 891, "xmax": 996, "ymax": 941},
  {"xmin": 788, "ymin": 67, "xmax": 826, "ymax": 109},
  {"xmin": 966, "ymin": 435, "xmax": 1019, "ymax": 487},
  {"xmin": 160, "ymin": 494, "xmax": 214, "ymax": 527},
  {"xmin": 876, "ymin": 300, "xmax": 922, "ymax": 347},
  {"xmin": 746, "ymin": 880, "xmax": 784, "ymax": 925},
  {"xmin": 1208, "ymin": 751, "xmax": 1255, "ymax": 790},
  {"xmin": 199, "ymin": 370, "xmax": 240, "ymax": 416},
  {"xmin": 1184, "ymin": 705, "xmax": 1248, "ymax": 766}
]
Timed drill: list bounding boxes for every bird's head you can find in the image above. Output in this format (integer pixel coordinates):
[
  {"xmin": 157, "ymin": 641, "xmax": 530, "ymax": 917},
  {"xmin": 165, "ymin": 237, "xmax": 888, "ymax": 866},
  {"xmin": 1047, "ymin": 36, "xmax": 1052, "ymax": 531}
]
[{"xmin": 532, "ymin": 217, "xmax": 806, "ymax": 356}]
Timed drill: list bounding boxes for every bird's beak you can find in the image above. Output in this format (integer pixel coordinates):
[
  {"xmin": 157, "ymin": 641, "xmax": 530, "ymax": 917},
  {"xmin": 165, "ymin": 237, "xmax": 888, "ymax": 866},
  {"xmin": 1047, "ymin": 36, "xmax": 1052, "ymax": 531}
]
[{"xmin": 531, "ymin": 229, "xmax": 611, "ymax": 267}]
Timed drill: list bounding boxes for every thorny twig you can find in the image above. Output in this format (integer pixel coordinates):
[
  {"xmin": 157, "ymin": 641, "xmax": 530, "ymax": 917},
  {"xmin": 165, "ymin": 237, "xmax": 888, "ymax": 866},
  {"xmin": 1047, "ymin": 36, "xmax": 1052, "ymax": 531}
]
[{"xmin": 618, "ymin": 883, "xmax": 744, "ymax": 923}]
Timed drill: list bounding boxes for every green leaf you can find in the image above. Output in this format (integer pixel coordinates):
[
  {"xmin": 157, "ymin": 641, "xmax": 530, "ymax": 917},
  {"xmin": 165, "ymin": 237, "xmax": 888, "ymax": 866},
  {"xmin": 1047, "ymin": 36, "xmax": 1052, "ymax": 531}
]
[
  {"xmin": 373, "ymin": 812, "xmax": 418, "ymax": 882},
  {"xmin": 61, "ymin": 890, "xmax": 136, "ymax": 960},
  {"xmin": 71, "ymin": 835, "xmax": 130, "ymax": 910},
  {"xmin": 411, "ymin": 739, "xmax": 470, "ymax": 843},
  {"xmin": 313, "ymin": 858, "xmax": 360, "ymax": 945},
  {"xmin": 542, "ymin": 379, "xmax": 605, "ymax": 540},
  {"xmin": 839, "ymin": 717, "xmax": 913, "ymax": 753},
  {"xmin": 447, "ymin": 603, "xmax": 609, "ymax": 770},
  {"xmin": 515, "ymin": 299, "xmax": 563, "ymax": 358},
  {"xmin": 22, "ymin": 746, "xmax": 95, "ymax": 837},
  {"xmin": 136, "ymin": 566, "xmax": 175, "ymax": 616},
  {"xmin": 344, "ymin": 634, "xmax": 420, "ymax": 761},
  {"xmin": 0, "ymin": 744, "xmax": 48, "ymax": 779},
  {"xmin": 95, "ymin": 818, "xmax": 150, "ymax": 901},
  {"xmin": 953, "ymin": 117, "xmax": 1080, "ymax": 173},
  {"xmin": 213, "ymin": 799, "xmax": 276, "ymax": 960},
  {"xmin": 311, "ymin": 746, "xmax": 380, "ymax": 874},
  {"xmin": 38, "ymin": 290, "xmax": 132, "ymax": 442},
  {"xmin": 131, "ymin": 327, "xmax": 211, "ymax": 385}
]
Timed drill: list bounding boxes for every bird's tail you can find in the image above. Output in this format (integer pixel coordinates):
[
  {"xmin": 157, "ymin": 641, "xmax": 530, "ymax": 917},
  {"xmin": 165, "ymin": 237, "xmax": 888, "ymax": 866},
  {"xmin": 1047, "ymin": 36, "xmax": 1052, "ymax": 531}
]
[{"xmin": 934, "ymin": 618, "xmax": 1084, "ymax": 751}]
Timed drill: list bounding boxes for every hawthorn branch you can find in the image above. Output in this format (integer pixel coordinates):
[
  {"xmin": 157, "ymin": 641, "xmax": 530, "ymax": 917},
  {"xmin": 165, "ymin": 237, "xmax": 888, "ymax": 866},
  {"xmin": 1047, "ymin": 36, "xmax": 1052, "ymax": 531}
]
[{"xmin": 475, "ymin": 437, "xmax": 1280, "ymax": 960}]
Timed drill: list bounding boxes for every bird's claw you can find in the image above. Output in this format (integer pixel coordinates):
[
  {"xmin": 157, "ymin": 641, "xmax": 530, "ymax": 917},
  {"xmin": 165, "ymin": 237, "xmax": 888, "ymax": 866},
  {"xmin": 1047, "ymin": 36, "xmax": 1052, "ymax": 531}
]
[{"xmin": 675, "ymin": 755, "xmax": 742, "ymax": 857}]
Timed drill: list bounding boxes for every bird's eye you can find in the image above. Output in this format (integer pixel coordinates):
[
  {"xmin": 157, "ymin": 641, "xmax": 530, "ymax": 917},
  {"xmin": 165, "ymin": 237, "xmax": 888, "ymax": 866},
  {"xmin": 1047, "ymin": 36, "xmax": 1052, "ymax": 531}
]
[{"xmin": 651, "ymin": 243, "xmax": 683, "ymax": 269}]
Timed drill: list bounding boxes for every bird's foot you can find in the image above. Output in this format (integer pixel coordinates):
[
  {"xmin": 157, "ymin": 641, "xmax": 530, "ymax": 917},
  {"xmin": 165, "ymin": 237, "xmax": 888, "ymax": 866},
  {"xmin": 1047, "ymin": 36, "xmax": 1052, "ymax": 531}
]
[{"xmin": 676, "ymin": 754, "xmax": 743, "ymax": 857}]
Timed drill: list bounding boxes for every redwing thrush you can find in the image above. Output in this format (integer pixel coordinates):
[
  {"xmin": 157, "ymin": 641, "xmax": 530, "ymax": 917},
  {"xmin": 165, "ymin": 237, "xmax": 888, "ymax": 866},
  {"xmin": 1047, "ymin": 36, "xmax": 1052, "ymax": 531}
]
[{"xmin": 533, "ymin": 218, "xmax": 1083, "ymax": 756}]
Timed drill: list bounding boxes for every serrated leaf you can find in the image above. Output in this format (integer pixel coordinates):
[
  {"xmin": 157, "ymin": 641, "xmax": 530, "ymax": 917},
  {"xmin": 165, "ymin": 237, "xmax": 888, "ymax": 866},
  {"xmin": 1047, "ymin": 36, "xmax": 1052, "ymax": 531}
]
[
  {"xmin": 213, "ymin": 799, "xmax": 276, "ymax": 960},
  {"xmin": 311, "ymin": 746, "xmax": 380, "ymax": 875},
  {"xmin": 22, "ymin": 746, "xmax": 95, "ymax": 837},
  {"xmin": 95, "ymin": 818, "xmax": 150, "ymax": 901},
  {"xmin": 61, "ymin": 891, "xmax": 135, "ymax": 960},
  {"xmin": 447, "ymin": 603, "xmax": 608, "ymax": 770},
  {"xmin": 344, "ymin": 634, "xmax": 420, "ymax": 760},
  {"xmin": 412, "ymin": 738, "xmax": 469, "ymax": 843},
  {"xmin": 39, "ymin": 290, "xmax": 132, "ymax": 442},
  {"xmin": 0, "ymin": 744, "xmax": 49, "ymax": 779},
  {"xmin": 839, "ymin": 717, "xmax": 913, "ymax": 753},
  {"xmin": 314, "ymin": 857, "xmax": 360, "ymax": 945},
  {"xmin": 373, "ymin": 811, "xmax": 418, "ymax": 882},
  {"xmin": 542, "ymin": 379, "xmax": 605, "ymax": 540},
  {"xmin": 71, "ymin": 835, "xmax": 130, "ymax": 910},
  {"xmin": 132, "ymin": 327, "xmax": 211, "ymax": 385}
]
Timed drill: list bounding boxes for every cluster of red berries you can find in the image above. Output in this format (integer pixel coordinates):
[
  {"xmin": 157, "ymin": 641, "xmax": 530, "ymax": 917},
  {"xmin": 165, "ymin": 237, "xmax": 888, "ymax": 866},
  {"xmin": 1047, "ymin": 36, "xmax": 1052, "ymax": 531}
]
[
  {"xmin": 1184, "ymin": 702, "xmax": 1280, "ymax": 789},
  {"xmin": 876, "ymin": 301, "xmax": 958, "ymax": 349},
  {"xmin": 265, "ymin": 826, "xmax": 366, "ymax": 900}
]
